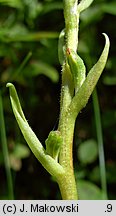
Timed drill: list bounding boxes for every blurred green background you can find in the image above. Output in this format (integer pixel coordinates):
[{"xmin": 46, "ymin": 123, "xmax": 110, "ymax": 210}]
[{"xmin": 0, "ymin": 0, "xmax": 116, "ymax": 200}]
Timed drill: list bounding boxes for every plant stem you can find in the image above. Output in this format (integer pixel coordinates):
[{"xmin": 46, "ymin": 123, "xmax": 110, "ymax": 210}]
[
  {"xmin": 92, "ymin": 88, "xmax": 108, "ymax": 199},
  {"xmin": 0, "ymin": 90, "xmax": 14, "ymax": 199},
  {"xmin": 63, "ymin": 0, "xmax": 79, "ymax": 52},
  {"xmin": 56, "ymin": 0, "xmax": 79, "ymax": 200},
  {"xmin": 58, "ymin": 111, "xmax": 78, "ymax": 199}
]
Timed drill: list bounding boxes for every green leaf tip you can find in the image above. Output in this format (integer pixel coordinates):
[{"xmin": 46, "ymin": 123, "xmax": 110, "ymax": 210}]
[
  {"xmin": 6, "ymin": 82, "xmax": 13, "ymax": 88},
  {"xmin": 88, "ymin": 33, "xmax": 110, "ymax": 76},
  {"xmin": 102, "ymin": 33, "xmax": 110, "ymax": 48},
  {"xmin": 6, "ymin": 82, "xmax": 26, "ymax": 122}
]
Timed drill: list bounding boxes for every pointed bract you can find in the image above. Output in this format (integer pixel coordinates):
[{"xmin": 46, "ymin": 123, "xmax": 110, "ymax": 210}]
[{"xmin": 70, "ymin": 33, "xmax": 110, "ymax": 118}]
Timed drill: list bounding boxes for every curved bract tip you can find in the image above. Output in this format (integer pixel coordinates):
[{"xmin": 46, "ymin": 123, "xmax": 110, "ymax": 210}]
[
  {"xmin": 6, "ymin": 82, "xmax": 13, "ymax": 88},
  {"xmin": 102, "ymin": 33, "xmax": 110, "ymax": 47}
]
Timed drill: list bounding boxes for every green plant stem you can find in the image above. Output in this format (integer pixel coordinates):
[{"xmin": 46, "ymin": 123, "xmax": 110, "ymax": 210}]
[
  {"xmin": 0, "ymin": 90, "xmax": 14, "ymax": 199},
  {"xmin": 92, "ymin": 88, "xmax": 108, "ymax": 199},
  {"xmin": 58, "ymin": 112, "xmax": 77, "ymax": 199},
  {"xmin": 56, "ymin": 0, "xmax": 79, "ymax": 200},
  {"xmin": 63, "ymin": 0, "xmax": 79, "ymax": 52}
]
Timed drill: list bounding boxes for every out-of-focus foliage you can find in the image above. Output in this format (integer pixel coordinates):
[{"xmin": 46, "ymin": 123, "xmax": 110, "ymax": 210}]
[
  {"xmin": 78, "ymin": 139, "xmax": 98, "ymax": 164},
  {"xmin": 0, "ymin": 0, "xmax": 116, "ymax": 199},
  {"xmin": 77, "ymin": 180, "xmax": 104, "ymax": 200}
]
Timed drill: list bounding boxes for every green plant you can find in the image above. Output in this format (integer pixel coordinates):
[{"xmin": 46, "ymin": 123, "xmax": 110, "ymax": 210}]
[
  {"xmin": 0, "ymin": 91, "xmax": 14, "ymax": 199},
  {"xmin": 6, "ymin": 0, "xmax": 110, "ymax": 200}
]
